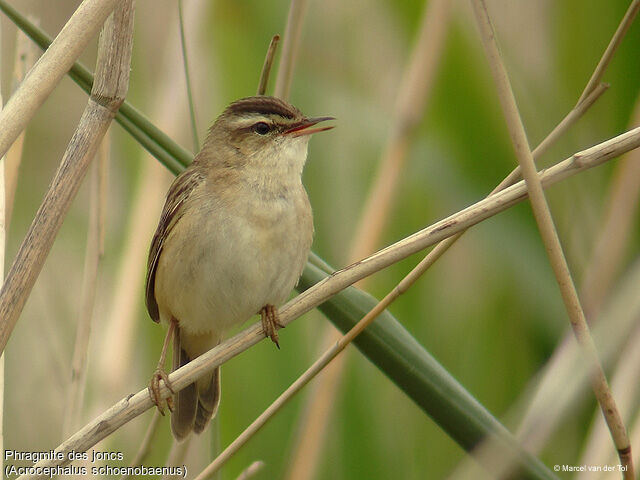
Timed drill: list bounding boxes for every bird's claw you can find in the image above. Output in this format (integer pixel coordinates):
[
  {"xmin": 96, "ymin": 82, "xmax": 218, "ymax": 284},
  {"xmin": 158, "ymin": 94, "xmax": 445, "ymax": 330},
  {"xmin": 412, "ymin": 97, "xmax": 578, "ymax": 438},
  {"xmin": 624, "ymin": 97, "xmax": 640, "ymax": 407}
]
[
  {"xmin": 148, "ymin": 368, "xmax": 175, "ymax": 415},
  {"xmin": 260, "ymin": 304, "xmax": 284, "ymax": 349}
]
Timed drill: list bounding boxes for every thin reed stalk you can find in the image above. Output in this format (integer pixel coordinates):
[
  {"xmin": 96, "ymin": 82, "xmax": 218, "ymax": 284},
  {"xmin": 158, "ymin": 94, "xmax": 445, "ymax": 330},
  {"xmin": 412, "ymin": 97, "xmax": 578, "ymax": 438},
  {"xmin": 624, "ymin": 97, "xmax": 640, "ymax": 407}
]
[
  {"xmin": 0, "ymin": 0, "xmax": 121, "ymax": 159},
  {"xmin": 20, "ymin": 123, "xmax": 640, "ymax": 477},
  {"xmin": 0, "ymin": 0, "xmax": 134, "ymax": 355},
  {"xmin": 286, "ymin": 2, "xmax": 451, "ymax": 478},
  {"xmin": 62, "ymin": 139, "xmax": 108, "ymax": 437},
  {"xmin": 471, "ymin": 1, "xmax": 633, "ymax": 476}
]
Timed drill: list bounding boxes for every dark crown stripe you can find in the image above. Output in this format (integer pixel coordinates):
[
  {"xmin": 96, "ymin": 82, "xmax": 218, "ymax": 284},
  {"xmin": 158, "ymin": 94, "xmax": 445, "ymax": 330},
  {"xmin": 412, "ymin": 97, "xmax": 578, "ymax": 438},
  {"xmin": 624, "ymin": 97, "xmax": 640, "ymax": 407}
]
[{"xmin": 226, "ymin": 96, "xmax": 301, "ymax": 119}]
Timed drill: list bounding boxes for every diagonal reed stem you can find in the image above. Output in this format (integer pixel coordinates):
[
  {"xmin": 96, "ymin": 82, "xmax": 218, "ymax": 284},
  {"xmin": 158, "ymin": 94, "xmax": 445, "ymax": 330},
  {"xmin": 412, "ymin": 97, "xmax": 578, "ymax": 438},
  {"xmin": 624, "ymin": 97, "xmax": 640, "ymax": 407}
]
[
  {"xmin": 0, "ymin": 0, "xmax": 134, "ymax": 357},
  {"xmin": 0, "ymin": 0, "xmax": 121, "ymax": 160},
  {"xmin": 20, "ymin": 123, "xmax": 640, "ymax": 477},
  {"xmin": 0, "ymin": 0, "xmax": 193, "ymax": 172},
  {"xmin": 471, "ymin": 1, "xmax": 634, "ymax": 477},
  {"xmin": 577, "ymin": 0, "xmax": 640, "ymax": 105},
  {"xmin": 286, "ymin": 2, "xmax": 451, "ymax": 478}
]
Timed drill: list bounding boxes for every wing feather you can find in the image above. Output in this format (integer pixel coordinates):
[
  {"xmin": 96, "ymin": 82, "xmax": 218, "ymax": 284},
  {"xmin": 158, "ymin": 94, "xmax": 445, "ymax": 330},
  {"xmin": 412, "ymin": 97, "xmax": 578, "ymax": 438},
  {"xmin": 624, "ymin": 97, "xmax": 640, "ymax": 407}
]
[{"xmin": 145, "ymin": 168, "xmax": 206, "ymax": 322}]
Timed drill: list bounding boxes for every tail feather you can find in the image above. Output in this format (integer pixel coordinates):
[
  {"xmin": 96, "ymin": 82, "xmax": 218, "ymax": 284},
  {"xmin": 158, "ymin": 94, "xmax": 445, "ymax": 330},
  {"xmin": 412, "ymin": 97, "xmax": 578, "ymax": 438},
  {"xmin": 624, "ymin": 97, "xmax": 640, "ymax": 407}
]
[
  {"xmin": 171, "ymin": 327, "xmax": 197, "ymax": 440},
  {"xmin": 194, "ymin": 367, "xmax": 220, "ymax": 433},
  {"xmin": 170, "ymin": 326, "xmax": 221, "ymax": 440}
]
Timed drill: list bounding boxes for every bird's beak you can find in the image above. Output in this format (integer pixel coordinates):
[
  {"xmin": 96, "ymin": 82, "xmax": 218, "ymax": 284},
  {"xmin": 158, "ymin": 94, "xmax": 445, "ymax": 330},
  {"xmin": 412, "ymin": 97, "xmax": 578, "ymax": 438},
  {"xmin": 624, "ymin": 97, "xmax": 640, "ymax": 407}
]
[{"xmin": 284, "ymin": 116, "xmax": 335, "ymax": 137}]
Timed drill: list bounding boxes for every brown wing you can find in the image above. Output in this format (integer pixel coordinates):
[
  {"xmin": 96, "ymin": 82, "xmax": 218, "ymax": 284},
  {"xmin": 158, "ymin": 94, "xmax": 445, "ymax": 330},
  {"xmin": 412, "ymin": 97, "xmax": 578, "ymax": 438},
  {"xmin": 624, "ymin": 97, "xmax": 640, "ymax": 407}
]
[{"xmin": 145, "ymin": 168, "xmax": 206, "ymax": 322}]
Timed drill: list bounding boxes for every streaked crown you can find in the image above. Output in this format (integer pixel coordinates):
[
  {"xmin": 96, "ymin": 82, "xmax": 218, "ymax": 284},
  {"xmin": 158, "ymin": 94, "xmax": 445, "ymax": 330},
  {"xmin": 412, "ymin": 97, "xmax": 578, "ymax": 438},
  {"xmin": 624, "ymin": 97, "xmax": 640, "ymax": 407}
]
[
  {"xmin": 225, "ymin": 96, "xmax": 303, "ymax": 120},
  {"xmin": 198, "ymin": 96, "xmax": 333, "ymax": 164}
]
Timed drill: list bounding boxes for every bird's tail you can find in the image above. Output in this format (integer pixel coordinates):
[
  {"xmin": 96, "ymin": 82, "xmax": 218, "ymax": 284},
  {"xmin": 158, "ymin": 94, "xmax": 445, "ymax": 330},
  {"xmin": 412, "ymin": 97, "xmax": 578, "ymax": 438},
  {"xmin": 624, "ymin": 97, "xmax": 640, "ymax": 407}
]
[{"xmin": 170, "ymin": 327, "xmax": 221, "ymax": 440}]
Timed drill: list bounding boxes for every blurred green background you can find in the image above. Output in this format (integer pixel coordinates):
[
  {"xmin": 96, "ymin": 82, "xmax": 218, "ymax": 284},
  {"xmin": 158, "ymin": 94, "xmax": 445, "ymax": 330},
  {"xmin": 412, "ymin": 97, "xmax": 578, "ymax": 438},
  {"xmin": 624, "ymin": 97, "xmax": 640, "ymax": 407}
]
[{"xmin": 1, "ymin": 0, "xmax": 639, "ymax": 479}]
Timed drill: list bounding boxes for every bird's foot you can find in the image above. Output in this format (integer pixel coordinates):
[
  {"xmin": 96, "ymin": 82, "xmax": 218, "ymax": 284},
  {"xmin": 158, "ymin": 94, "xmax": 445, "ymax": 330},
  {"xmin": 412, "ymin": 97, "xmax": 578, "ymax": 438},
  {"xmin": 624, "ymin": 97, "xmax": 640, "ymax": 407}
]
[
  {"xmin": 260, "ymin": 304, "xmax": 284, "ymax": 349},
  {"xmin": 148, "ymin": 368, "xmax": 175, "ymax": 416}
]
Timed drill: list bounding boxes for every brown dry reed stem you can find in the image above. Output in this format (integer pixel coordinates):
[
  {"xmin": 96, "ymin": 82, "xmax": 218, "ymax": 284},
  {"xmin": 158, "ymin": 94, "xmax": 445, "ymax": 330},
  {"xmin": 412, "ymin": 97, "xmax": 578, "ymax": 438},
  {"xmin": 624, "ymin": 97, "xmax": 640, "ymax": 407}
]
[
  {"xmin": 577, "ymin": 0, "xmax": 640, "ymax": 105},
  {"xmin": 412, "ymin": 82, "xmax": 609, "ymax": 290},
  {"xmin": 514, "ymin": 273, "xmax": 640, "ymax": 456},
  {"xmin": 270, "ymin": 4, "xmax": 325, "ymax": 472},
  {"xmin": 0, "ymin": 0, "xmax": 121, "ymax": 160},
  {"xmin": 471, "ymin": 1, "xmax": 634, "ymax": 477},
  {"xmin": 451, "ymin": 260, "xmax": 640, "ymax": 479},
  {"xmin": 62, "ymin": 140, "xmax": 108, "ymax": 437},
  {"xmin": 286, "ymin": 12, "xmax": 607, "ymax": 480},
  {"xmin": 105, "ymin": 2, "xmax": 210, "ymax": 468},
  {"xmin": 257, "ymin": 35, "xmax": 280, "ymax": 96},
  {"xmin": 484, "ymin": 81, "xmax": 608, "ymax": 198},
  {"xmin": 531, "ymin": 82, "xmax": 608, "ymax": 161},
  {"xmin": 289, "ymin": 15, "xmax": 609, "ymax": 475},
  {"xmin": 286, "ymin": 2, "xmax": 451, "ymax": 478},
  {"xmin": 21, "ymin": 124, "xmax": 640, "ymax": 478},
  {"xmin": 0, "ymin": 0, "xmax": 133, "ymax": 355},
  {"xmin": 578, "ymin": 321, "xmax": 640, "ymax": 475},
  {"xmin": 514, "ymin": 98, "xmax": 640, "ymax": 467},
  {"xmin": 195, "ymin": 200, "xmax": 465, "ymax": 480},
  {"xmin": 97, "ymin": 5, "xmax": 201, "ymax": 391},
  {"xmin": 285, "ymin": 27, "xmax": 608, "ymax": 480},
  {"xmin": 411, "ymin": 1, "xmax": 633, "ymax": 455},
  {"xmin": 1, "ymin": 44, "xmax": 38, "ymax": 441},
  {"xmin": 274, "ymin": 0, "xmax": 309, "ymax": 100}
]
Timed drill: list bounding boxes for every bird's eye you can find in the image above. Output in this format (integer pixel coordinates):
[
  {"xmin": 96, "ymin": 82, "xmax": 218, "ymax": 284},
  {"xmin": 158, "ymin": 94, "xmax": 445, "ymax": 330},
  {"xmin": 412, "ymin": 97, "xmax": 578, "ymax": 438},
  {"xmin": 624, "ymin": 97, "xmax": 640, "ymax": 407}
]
[{"xmin": 253, "ymin": 122, "xmax": 271, "ymax": 135}]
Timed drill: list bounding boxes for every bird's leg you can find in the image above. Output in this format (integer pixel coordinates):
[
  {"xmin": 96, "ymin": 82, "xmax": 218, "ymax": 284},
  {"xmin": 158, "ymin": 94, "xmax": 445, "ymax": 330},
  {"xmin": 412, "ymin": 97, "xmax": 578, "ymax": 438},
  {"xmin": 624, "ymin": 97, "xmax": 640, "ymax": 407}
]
[
  {"xmin": 260, "ymin": 304, "xmax": 284, "ymax": 349},
  {"xmin": 148, "ymin": 317, "xmax": 177, "ymax": 415}
]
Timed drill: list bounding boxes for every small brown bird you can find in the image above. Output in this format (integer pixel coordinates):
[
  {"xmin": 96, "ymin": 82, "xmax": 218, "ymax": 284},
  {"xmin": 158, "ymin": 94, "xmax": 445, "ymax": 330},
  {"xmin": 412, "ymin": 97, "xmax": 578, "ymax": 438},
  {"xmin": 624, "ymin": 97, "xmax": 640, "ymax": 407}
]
[{"xmin": 145, "ymin": 96, "xmax": 333, "ymax": 439}]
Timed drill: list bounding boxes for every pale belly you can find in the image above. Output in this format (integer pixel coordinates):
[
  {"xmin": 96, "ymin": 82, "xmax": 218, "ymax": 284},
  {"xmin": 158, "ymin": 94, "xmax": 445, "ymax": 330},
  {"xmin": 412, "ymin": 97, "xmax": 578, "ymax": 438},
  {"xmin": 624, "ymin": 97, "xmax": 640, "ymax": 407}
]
[{"xmin": 154, "ymin": 191, "xmax": 312, "ymax": 338}]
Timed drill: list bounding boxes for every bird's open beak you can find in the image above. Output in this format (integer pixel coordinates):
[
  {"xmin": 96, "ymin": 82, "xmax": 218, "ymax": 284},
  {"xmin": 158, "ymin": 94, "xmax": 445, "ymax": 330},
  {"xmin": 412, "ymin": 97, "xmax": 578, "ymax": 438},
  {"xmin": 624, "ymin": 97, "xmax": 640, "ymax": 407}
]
[{"xmin": 284, "ymin": 116, "xmax": 335, "ymax": 137}]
